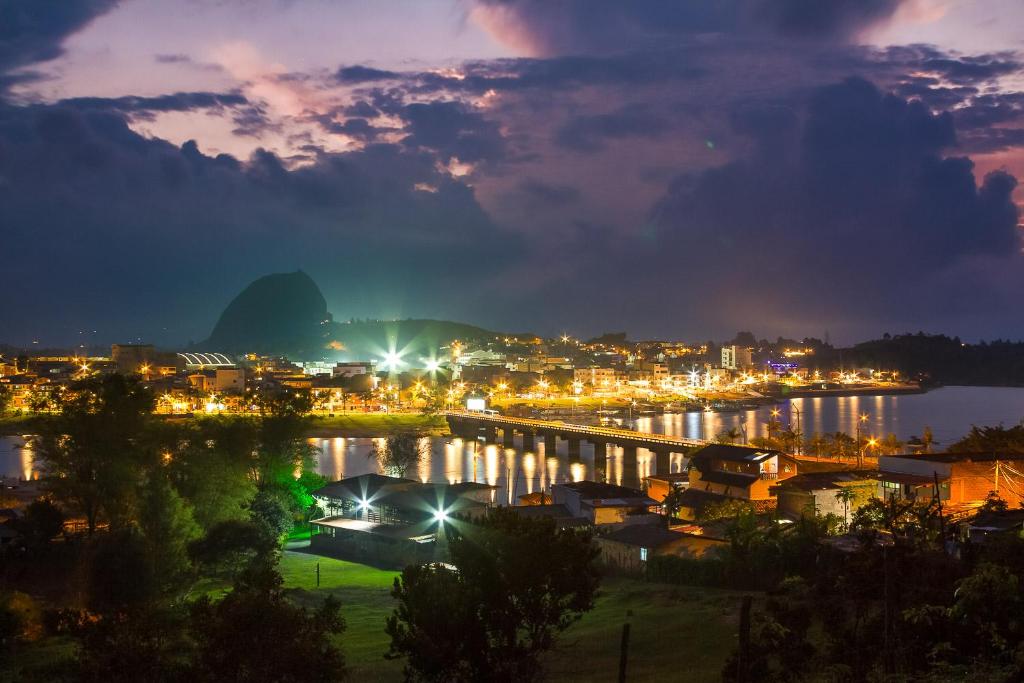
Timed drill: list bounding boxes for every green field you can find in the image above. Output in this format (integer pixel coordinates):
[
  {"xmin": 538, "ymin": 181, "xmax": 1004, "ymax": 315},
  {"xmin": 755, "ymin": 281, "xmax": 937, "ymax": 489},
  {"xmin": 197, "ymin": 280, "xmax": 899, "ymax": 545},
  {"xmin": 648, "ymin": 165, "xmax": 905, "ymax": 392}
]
[
  {"xmin": 279, "ymin": 552, "xmax": 745, "ymax": 682},
  {"xmin": 305, "ymin": 413, "xmax": 448, "ymax": 438},
  {"xmin": 2, "ymin": 549, "xmax": 743, "ymax": 682}
]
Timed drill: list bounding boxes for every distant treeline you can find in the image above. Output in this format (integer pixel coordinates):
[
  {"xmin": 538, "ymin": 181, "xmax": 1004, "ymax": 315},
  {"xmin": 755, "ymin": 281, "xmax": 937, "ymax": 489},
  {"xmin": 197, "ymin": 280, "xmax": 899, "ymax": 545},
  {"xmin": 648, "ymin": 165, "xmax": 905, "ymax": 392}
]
[{"xmin": 821, "ymin": 333, "xmax": 1024, "ymax": 386}]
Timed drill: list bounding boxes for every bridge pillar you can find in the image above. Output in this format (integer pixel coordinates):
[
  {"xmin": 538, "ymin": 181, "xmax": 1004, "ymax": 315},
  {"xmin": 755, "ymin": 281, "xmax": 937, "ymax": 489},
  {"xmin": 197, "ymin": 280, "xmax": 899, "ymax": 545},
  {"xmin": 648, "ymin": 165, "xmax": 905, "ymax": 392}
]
[
  {"xmin": 567, "ymin": 438, "xmax": 581, "ymax": 463},
  {"xmin": 622, "ymin": 446, "xmax": 639, "ymax": 489},
  {"xmin": 482, "ymin": 425, "xmax": 497, "ymax": 444},
  {"xmin": 522, "ymin": 430, "xmax": 535, "ymax": 452},
  {"xmin": 654, "ymin": 449, "xmax": 671, "ymax": 475},
  {"xmin": 502, "ymin": 428, "xmax": 515, "ymax": 448},
  {"xmin": 544, "ymin": 433, "xmax": 557, "ymax": 455},
  {"xmin": 592, "ymin": 442, "xmax": 608, "ymax": 482}
]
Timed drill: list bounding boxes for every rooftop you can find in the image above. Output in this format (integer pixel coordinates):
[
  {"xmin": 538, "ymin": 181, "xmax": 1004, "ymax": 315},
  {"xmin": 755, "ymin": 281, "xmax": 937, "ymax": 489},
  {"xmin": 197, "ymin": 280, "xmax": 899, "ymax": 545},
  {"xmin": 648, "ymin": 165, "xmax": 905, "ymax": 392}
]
[
  {"xmin": 555, "ymin": 480, "xmax": 647, "ymax": 500},
  {"xmin": 773, "ymin": 470, "xmax": 880, "ymax": 491},
  {"xmin": 602, "ymin": 524, "xmax": 698, "ymax": 549},
  {"xmin": 691, "ymin": 443, "xmax": 783, "ymax": 464},
  {"xmin": 697, "ymin": 470, "xmax": 759, "ymax": 488}
]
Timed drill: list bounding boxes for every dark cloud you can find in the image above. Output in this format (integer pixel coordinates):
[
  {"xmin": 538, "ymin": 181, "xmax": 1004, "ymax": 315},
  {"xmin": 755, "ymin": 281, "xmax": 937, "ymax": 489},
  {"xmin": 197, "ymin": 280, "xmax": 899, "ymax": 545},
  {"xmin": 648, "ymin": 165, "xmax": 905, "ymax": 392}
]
[
  {"xmin": 231, "ymin": 104, "xmax": 278, "ymax": 138},
  {"xmin": 921, "ymin": 55, "xmax": 1021, "ymax": 84},
  {"xmin": 471, "ymin": 0, "xmax": 904, "ymax": 55},
  {"xmin": 643, "ymin": 77, "xmax": 1019, "ymax": 330},
  {"xmin": 399, "ymin": 100, "xmax": 506, "ymax": 163},
  {"xmin": 315, "ymin": 114, "xmax": 393, "ymax": 142},
  {"xmin": 58, "ymin": 91, "xmax": 249, "ymax": 117},
  {"xmin": 0, "ymin": 102, "xmax": 523, "ymax": 344},
  {"xmin": 343, "ymin": 100, "xmax": 379, "ymax": 118},
  {"xmin": 893, "ymin": 77, "xmax": 977, "ymax": 111},
  {"xmin": 869, "ymin": 45, "xmax": 1023, "ymax": 86},
  {"xmin": 336, "ymin": 64, "xmax": 399, "ymax": 83},
  {"xmin": 555, "ymin": 104, "xmax": 668, "ymax": 153},
  {"xmin": 0, "ymin": 0, "xmax": 118, "ymax": 84},
  {"xmin": 517, "ymin": 179, "xmax": 580, "ymax": 206}
]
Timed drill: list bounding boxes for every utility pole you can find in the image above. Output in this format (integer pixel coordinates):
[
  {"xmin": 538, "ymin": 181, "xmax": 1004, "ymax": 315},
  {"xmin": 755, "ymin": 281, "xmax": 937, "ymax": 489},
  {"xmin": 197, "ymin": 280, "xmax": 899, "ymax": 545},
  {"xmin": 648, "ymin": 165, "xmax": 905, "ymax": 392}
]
[
  {"xmin": 737, "ymin": 595, "xmax": 752, "ymax": 683},
  {"xmin": 618, "ymin": 609, "xmax": 633, "ymax": 683}
]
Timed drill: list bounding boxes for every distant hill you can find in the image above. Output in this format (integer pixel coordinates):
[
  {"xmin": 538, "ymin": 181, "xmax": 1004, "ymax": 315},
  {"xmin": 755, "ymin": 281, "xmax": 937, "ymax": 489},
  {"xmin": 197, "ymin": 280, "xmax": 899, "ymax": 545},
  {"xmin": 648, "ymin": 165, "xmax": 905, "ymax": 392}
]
[
  {"xmin": 204, "ymin": 271, "xmax": 332, "ymax": 357},
  {"xmin": 202, "ymin": 271, "xmax": 499, "ymax": 361}
]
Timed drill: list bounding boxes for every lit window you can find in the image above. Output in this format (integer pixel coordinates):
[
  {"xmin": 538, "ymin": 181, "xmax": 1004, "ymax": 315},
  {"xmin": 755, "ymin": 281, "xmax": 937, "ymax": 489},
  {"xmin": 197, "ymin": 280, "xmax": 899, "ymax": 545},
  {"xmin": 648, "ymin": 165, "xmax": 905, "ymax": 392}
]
[{"xmin": 640, "ymin": 547, "xmax": 648, "ymax": 562}]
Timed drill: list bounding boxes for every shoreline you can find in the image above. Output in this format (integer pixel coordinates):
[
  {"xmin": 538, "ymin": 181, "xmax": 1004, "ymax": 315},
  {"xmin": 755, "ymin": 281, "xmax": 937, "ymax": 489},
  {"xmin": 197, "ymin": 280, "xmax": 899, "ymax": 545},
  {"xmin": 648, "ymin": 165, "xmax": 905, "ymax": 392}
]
[{"xmin": 763, "ymin": 384, "xmax": 927, "ymax": 400}]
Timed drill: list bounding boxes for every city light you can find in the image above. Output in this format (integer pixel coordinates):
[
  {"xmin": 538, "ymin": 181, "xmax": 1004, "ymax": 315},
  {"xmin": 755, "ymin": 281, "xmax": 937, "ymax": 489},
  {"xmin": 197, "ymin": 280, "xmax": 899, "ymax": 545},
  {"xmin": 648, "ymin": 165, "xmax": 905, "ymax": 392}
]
[
  {"xmin": 433, "ymin": 509, "xmax": 448, "ymax": 522},
  {"xmin": 381, "ymin": 351, "xmax": 404, "ymax": 370},
  {"xmin": 424, "ymin": 358, "xmax": 440, "ymax": 372}
]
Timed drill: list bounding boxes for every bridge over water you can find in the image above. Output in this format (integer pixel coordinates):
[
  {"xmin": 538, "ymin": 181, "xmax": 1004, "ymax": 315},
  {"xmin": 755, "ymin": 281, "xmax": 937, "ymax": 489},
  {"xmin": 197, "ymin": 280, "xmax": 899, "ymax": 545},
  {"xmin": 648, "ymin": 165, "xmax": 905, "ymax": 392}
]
[{"xmin": 444, "ymin": 411, "xmax": 706, "ymax": 486}]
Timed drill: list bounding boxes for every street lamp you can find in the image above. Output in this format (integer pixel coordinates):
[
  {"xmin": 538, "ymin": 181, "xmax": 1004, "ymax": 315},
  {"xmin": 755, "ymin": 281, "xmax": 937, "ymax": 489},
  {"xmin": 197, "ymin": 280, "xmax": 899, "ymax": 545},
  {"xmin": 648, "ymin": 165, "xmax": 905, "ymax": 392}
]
[
  {"xmin": 855, "ymin": 413, "xmax": 869, "ymax": 465},
  {"xmin": 791, "ymin": 404, "xmax": 802, "ymax": 454},
  {"xmin": 769, "ymin": 407, "xmax": 780, "ymax": 441}
]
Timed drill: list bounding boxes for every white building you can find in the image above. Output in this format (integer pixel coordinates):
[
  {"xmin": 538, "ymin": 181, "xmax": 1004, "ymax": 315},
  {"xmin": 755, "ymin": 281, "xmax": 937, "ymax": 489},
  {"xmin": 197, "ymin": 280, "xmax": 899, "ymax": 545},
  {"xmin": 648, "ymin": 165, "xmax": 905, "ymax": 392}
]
[{"xmin": 721, "ymin": 345, "xmax": 753, "ymax": 370}]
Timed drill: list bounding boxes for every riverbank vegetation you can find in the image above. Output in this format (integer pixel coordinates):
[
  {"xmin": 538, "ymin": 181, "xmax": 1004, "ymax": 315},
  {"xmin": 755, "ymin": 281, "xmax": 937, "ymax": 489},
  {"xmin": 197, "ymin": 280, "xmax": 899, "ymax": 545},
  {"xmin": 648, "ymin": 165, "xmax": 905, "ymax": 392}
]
[{"xmin": 0, "ymin": 375, "xmax": 616, "ymax": 682}]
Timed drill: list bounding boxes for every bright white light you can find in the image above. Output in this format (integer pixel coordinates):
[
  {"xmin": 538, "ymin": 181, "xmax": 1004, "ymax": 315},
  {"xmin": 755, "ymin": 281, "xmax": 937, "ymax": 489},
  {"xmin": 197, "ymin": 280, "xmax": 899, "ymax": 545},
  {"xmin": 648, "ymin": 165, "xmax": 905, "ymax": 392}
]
[
  {"xmin": 433, "ymin": 509, "xmax": 448, "ymax": 522},
  {"xmin": 381, "ymin": 351, "xmax": 403, "ymax": 370},
  {"xmin": 358, "ymin": 499, "xmax": 369, "ymax": 510},
  {"xmin": 425, "ymin": 359, "xmax": 440, "ymax": 372}
]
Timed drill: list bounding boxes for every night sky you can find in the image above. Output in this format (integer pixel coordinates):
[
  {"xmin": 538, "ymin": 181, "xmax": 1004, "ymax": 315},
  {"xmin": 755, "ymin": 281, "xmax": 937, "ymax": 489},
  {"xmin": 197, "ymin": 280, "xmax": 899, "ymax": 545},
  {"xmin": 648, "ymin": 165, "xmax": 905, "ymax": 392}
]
[{"xmin": 1, "ymin": 0, "xmax": 1022, "ymax": 347}]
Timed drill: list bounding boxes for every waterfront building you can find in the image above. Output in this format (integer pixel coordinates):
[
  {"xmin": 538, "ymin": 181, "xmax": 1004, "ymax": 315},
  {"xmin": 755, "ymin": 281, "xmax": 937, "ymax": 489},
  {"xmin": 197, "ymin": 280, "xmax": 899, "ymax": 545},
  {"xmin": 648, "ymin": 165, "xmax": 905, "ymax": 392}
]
[
  {"xmin": 687, "ymin": 444, "xmax": 798, "ymax": 509},
  {"xmin": 309, "ymin": 474, "xmax": 495, "ymax": 567},
  {"xmin": 550, "ymin": 481, "xmax": 660, "ymax": 527}
]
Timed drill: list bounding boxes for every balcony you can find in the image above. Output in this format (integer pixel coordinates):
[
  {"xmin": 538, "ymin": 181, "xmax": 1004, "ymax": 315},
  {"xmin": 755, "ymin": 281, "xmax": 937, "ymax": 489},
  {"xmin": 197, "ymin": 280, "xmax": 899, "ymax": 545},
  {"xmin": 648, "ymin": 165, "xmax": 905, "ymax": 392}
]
[{"xmin": 759, "ymin": 471, "xmax": 779, "ymax": 480}]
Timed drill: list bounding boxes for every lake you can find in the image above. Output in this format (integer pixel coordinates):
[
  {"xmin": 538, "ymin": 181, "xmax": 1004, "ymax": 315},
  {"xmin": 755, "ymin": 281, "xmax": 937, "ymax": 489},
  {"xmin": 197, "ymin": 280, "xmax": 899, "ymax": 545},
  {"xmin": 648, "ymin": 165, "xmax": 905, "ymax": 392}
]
[{"xmin": 4, "ymin": 386, "xmax": 1024, "ymax": 499}]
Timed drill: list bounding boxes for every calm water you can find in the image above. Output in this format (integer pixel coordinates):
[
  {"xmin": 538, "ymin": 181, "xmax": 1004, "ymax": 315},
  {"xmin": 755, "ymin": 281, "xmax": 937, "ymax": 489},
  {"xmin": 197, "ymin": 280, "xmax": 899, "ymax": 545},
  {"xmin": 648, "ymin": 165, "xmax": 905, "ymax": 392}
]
[{"xmin": 4, "ymin": 387, "xmax": 1024, "ymax": 497}]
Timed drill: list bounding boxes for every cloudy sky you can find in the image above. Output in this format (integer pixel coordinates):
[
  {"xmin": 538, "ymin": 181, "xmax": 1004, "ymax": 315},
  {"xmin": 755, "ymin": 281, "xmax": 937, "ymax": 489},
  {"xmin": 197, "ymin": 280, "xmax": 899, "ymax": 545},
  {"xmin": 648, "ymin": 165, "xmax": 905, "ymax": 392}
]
[{"xmin": 1, "ymin": 0, "xmax": 1022, "ymax": 347}]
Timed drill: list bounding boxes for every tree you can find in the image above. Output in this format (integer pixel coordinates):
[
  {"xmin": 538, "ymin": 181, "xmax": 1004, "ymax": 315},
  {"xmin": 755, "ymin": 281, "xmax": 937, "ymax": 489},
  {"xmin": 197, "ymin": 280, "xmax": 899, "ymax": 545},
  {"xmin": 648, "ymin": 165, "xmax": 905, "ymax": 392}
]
[
  {"xmin": 371, "ymin": 434, "xmax": 428, "ymax": 478},
  {"xmin": 15, "ymin": 498, "xmax": 64, "ymax": 550},
  {"xmin": 949, "ymin": 423, "xmax": 1024, "ymax": 454},
  {"xmin": 922, "ymin": 425, "xmax": 935, "ymax": 453},
  {"xmin": 33, "ymin": 375, "xmax": 160, "ymax": 534},
  {"xmin": 83, "ymin": 529, "xmax": 159, "ymax": 614},
  {"xmin": 189, "ymin": 562, "xmax": 346, "ymax": 683},
  {"xmin": 250, "ymin": 490, "xmax": 293, "ymax": 538},
  {"xmin": 834, "ymin": 488, "xmax": 857, "ymax": 530},
  {"xmin": 0, "ymin": 385, "xmax": 10, "ymax": 415},
  {"xmin": 715, "ymin": 427, "xmax": 742, "ymax": 444},
  {"xmin": 699, "ymin": 498, "xmax": 755, "ymax": 523},
  {"xmin": 137, "ymin": 475, "xmax": 201, "ymax": 596},
  {"xmin": 74, "ymin": 605, "xmax": 192, "ymax": 683},
  {"xmin": 169, "ymin": 418, "xmax": 258, "ymax": 531},
  {"xmin": 386, "ymin": 507, "xmax": 599, "ymax": 682},
  {"xmin": 188, "ymin": 519, "xmax": 277, "ymax": 580},
  {"xmin": 662, "ymin": 486, "xmax": 687, "ymax": 522}
]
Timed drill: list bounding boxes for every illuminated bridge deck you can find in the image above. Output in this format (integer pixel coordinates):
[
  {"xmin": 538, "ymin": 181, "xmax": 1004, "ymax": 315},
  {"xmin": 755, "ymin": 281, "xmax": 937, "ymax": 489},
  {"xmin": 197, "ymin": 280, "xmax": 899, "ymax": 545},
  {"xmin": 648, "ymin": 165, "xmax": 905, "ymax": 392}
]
[{"xmin": 444, "ymin": 411, "xmax": 706, "ymax": 452}]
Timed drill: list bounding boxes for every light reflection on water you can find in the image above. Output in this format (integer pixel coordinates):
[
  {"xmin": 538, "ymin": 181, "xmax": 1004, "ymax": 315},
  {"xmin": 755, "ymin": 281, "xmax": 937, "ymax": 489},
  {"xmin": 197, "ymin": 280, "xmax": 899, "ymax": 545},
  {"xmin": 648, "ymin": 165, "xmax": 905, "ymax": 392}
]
[
  {"xmin": 3, "ymin": 388, "xmax": 1024, "ymax": 487},
  {"xmin": 632, "ymin": 386, "xmax": 1024, "ymax": 446}
]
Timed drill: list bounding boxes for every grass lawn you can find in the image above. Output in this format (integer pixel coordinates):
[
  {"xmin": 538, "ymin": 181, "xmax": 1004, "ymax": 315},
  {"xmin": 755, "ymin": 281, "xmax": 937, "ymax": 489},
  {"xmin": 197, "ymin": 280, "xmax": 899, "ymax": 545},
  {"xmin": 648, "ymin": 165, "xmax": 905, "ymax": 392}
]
[
  {"xmin": 306, "ymin": 413, "xmax": 449, "ymax": 438},
  {"xmin": 287, "ymin": 522, "xmax": 312, "ymax": 542},
  {"xmin": 2, "ymin": 550, "xmax": 743, "ymax": 682},
  {"xmin": 279, "ymin": 551, "xmax": 402, "ymax": 681},
  {"xmin": 281, "ymin": 551, "xmax": 746, "ymax": 683},
  {"xmin": 541, "ymin": 578, "xmax": 746, "ymax": 683}
]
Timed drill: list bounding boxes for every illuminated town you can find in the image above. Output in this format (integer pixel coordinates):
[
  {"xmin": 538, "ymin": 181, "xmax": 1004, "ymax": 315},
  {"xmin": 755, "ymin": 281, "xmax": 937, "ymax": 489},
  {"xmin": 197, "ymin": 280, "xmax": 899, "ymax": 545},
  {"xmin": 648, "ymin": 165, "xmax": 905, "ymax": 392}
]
[{"xmin": 3, "ymin": 2, "xmax": 1024, "ymax": 682}]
